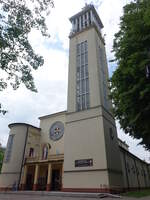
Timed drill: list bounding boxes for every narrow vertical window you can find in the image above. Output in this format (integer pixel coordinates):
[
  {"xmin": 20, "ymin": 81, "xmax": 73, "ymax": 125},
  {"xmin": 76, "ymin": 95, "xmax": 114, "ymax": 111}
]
[
  {"xmin": 88, "ymin": 11, "xmax": 91, "ymax": 24},
  {"xmin": 4, "ymin": 135, "xmax": 14, "ymax": 163},
  {"xmin": 73, "ymin": 19, "xmax": 76, "ymax": 31},
  {"xmin": 81, "ymin": 15, "xmax": 83, "ymax": 28},
  {"xmin": 76, "ymin": 41, "xmax": 90, "ymax": 111},
  {"xmin": 85, "ymin": 13, "xmax": 87, "ymax": 27},
  {"xmin": 109, "ymin": 128, "xmax": 114, "ymax": 140},
  {"xmin": 77, "ymin": 18, "xmax": 79, "ymax": 32},
  {"xmin": 29, "ymin": 148, "xmax": 34, "ymax": 157},
  {"xmin": 99, "ymin": 46, "xmax": 108, "ymax": 109},
  {"xmin": 42, "ymin": 145, "xmax": 48, "ymax": 160}
]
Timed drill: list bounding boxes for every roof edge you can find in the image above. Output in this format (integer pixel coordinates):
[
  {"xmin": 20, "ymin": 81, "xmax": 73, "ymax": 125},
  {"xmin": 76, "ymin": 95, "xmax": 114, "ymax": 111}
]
[
  {"xmin": 8, "ymin": 123, "xmax": 41, "ymax": 131},
  {"xmin": 119, "ymin": 146, "xmax": 150, "ymax": 165},
  {"xmin": 39, "ymin": 110, "xmax": 67, "ymax": 120}
]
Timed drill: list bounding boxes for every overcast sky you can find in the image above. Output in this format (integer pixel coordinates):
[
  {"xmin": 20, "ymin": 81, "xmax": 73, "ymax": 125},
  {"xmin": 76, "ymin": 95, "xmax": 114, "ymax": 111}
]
[{"xmin": 0, "ymin": 0, "xmax": 149, "ymax": 162}]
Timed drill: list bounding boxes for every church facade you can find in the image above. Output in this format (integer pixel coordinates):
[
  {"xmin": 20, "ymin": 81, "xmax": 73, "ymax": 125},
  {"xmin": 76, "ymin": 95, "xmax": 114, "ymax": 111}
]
[{"xmin": 0, "ymin": 4, "xmax": 150, "ymax": 193}]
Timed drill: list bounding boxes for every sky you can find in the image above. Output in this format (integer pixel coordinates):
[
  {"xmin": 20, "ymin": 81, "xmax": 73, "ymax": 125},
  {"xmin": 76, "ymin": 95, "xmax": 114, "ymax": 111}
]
[{"xmin": 0, "ymin": 0, "xmax": 149, "ymax": 162}]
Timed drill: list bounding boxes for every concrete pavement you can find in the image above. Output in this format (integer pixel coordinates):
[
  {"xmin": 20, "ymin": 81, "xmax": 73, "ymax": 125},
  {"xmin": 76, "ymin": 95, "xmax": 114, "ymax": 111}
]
[{"xmin": 0, "ymin": 191, "xmax": 149, "ymax": 200}]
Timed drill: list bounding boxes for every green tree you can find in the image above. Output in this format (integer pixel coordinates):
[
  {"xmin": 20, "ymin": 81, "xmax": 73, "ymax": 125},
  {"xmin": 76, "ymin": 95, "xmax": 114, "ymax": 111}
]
[
  {"xmin": 110, "ymin": 0, "xmax": 150, "ymax": 150},
  {"xmin": 0, "ymin": 0, "xmax": 54, "ymax": 114}
]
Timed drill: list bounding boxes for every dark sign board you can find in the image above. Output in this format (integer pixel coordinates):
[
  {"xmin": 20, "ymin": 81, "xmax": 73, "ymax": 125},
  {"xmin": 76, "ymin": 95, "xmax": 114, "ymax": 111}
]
[{"xmin": 75, "ymin": 159, "xmax": 93, "ymax": 167}]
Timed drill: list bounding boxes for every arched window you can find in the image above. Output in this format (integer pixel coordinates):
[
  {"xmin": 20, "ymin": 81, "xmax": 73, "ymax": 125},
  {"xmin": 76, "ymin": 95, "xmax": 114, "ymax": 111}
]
[
  {"xmin": 42, "ymin": 145, "xmax": 48, "ymax": 160},
  {"xmin": 29, "ymin": 147, "xmax": 34, "ymax": 157}
]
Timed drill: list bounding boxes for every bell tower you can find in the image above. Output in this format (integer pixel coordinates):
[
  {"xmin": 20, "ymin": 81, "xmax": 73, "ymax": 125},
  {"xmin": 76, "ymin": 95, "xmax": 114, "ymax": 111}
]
[{"xmin": 63, "ymin": 4, "xmax": 123, "ymax": 192}]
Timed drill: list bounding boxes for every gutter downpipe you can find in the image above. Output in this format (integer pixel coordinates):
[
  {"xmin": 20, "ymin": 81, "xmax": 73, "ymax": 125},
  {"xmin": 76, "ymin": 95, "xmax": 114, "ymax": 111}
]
[{"xmin": 18, "ymin": 126, "xmax": 29, "ymax": 190}]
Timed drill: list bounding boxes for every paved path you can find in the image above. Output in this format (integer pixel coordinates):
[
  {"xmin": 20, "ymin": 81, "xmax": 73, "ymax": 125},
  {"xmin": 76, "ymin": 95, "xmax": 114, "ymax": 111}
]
[{"xmin": 0, "ymin": 192, "xmax": 149, "ymax": 200}]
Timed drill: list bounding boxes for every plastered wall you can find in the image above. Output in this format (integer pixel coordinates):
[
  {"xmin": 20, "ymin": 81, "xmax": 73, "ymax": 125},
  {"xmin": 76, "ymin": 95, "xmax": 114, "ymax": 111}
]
[{"xmin": 39, "ymin": 112, "xmax": 66, "ymax": 156}]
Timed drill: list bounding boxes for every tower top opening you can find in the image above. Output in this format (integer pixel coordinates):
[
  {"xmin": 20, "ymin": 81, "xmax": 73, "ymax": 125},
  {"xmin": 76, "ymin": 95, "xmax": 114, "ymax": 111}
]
[{"xmin": 69, "ymin": 4, "xmax": 103, "ymax": 37}]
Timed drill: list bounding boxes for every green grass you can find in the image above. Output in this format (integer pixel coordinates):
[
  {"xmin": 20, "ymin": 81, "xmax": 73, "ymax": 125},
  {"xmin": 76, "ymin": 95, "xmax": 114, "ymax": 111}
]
[{"xmin": 123, "ymin": 189, "xmax": 150, "ymax": 198}]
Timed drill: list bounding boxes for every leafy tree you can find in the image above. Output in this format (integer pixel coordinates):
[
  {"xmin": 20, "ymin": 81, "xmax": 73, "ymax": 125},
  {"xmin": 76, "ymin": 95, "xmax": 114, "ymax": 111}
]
[
  {"xmin": 0, "ymin": 0, "xmax": 54, "ymax": 114},
  {"xmin": 110, "ymin": 0, "xmax": 150, "ymax": 150}
]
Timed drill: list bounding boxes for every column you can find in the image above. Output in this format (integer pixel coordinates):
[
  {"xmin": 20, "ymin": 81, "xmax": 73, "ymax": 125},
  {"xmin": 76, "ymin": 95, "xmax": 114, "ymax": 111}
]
[
  {"xmin": 90, "ymin": 10, "xmax": 93, "ymax": 24},
  {"xmin": 21, "ymin": 165, "xmax": 28, "ymax": 190},
  {"xmin": 75, "ymin": 18, "xmax": 78, "ymax": 32},
  {"xmin": 79, "ymin": 16, "xmax": 82, "ymax": 31},
  {"xmin": 83, "ymin": 13, "xmax": 85, "ymax": 29},
  {"xmin": 33, "ymin": 164, "xmax": 39, "ymax": 191},
  {"xmin": 46, "ymin": 163, "xmax": 52, "ymax": 191},
  {"xmin": 61, "ymin": 163, "xmax": 64, "ymax": 191}
]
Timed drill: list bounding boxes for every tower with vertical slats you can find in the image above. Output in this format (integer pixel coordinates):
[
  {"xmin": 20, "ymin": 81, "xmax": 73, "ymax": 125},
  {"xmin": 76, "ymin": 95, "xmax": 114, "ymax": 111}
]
[{"xmin": 63, "ymin": 4, "xmax": 123, "ymax": 192}]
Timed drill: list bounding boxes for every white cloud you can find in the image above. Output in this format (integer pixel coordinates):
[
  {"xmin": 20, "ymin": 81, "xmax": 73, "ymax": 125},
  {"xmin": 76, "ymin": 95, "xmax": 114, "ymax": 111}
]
[
  {"xmin": 0, "ymin": 0, "xmax": 149, "ymax": 163},
  {"xmin": 117, "ymin": 122, "xmax": 150, "ymax": 163}
]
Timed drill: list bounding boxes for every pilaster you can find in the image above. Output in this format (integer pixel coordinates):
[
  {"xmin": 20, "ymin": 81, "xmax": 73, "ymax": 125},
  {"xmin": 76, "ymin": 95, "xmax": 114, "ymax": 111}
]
[
  {"xmin": 46, "ymin": 163, "xmax": 52, "ymax": 191},
  {"xmin": 33, "ymin": 164, "xmax": 39, "ymax": 191}
]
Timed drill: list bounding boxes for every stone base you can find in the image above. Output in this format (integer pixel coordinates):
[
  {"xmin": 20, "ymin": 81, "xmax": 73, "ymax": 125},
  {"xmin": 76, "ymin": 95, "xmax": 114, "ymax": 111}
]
[
  {"xmin": 46, "ymin": 184, "xmax": 51, "ymax": 191},
  {"xmin": 0, "ymin": 187, "xmax": 12, "ymax": 191},
  {"xmin": 33, "ymin": 184, "xmax": 38, "ymax": 191}
]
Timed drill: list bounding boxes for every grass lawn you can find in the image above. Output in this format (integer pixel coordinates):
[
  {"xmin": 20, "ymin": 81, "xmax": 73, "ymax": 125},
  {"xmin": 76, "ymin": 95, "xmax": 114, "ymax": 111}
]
[{"xmin": 123, "ymin": 189, "xmax": 150, "ymax": 198}]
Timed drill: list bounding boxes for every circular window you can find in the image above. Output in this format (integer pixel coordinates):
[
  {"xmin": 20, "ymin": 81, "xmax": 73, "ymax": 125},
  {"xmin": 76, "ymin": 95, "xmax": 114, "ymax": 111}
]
[{"xmin": 49, "ymin": 121, "xmax": 64, "ymax": 141}]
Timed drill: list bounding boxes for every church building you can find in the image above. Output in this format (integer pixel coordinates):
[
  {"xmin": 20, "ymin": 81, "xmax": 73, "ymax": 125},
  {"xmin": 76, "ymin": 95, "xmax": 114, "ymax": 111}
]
[{"xmin": 0, "ymin": 4, "xmax": 150, "ymax": 193}]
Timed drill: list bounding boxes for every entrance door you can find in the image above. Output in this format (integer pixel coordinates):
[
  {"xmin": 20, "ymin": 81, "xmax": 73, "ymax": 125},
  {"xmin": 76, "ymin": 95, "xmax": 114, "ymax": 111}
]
[
  {"xmin": 26, "ymin": 174, "xmax": 34, "ymax": 190},
  {"xmin": 51, "ymin": 169, "xmax": 61, "ymax": 191}
]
